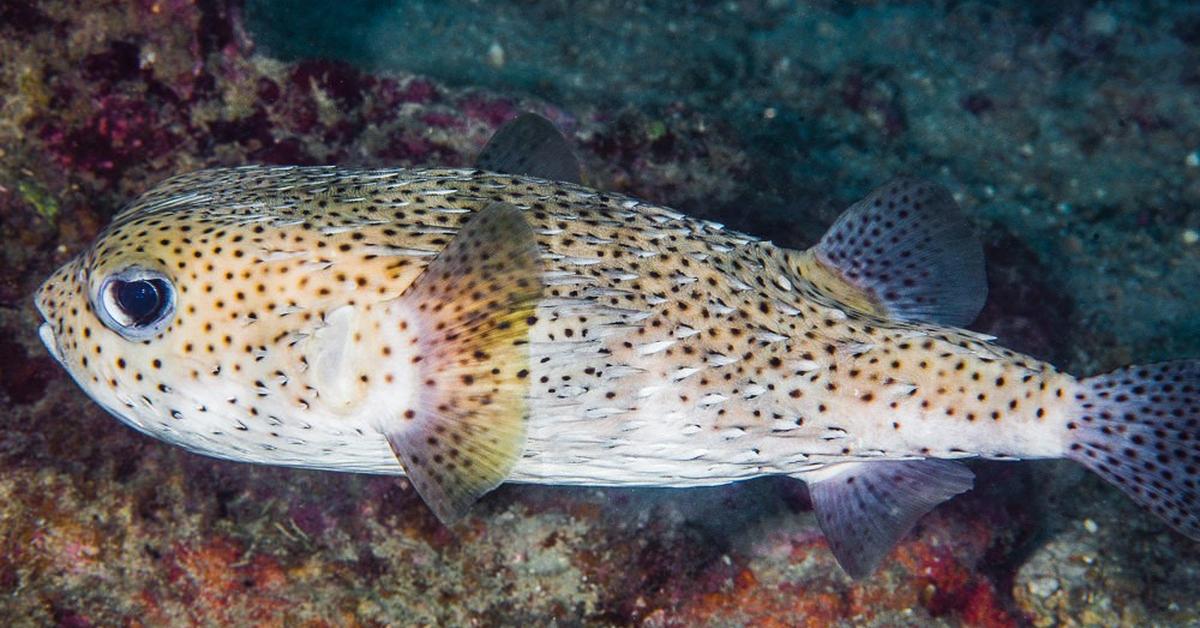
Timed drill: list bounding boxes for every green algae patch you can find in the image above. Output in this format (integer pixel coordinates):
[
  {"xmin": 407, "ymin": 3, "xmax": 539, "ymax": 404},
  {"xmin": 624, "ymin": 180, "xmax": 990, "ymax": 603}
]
[
  {"xmin": 17, "ymin": 66, "xmax": 51, "ymax": 117},
  {"xmin": 646, "ymin": 120, "xmax": 667, "ymax": 142},
  {"xmin": 18, "ymin": 178, "xmax": 59, "ymax": 222}
]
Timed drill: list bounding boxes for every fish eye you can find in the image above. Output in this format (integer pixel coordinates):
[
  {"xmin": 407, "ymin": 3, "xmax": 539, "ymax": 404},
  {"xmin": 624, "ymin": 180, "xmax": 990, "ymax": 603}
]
[{"xmin": 96, "ymin": 268, "xmax": 176, "ymax": 339}]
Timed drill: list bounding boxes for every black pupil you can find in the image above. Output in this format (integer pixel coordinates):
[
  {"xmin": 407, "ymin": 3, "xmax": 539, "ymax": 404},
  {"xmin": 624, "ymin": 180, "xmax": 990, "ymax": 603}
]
[{"xmin": 114, "ymin": 279, "xmax": 167, "ymax": 326}]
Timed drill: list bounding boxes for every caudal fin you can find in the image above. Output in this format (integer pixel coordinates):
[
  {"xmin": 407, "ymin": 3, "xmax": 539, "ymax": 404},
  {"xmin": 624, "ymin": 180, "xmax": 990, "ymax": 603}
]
[{"xmin": 1067, "ymin": 360, "xmax": 1200, "ymax": 539}]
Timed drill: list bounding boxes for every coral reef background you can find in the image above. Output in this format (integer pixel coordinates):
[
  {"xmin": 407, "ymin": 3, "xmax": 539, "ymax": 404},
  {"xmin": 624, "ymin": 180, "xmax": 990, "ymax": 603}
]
[{"xmin": 0, "ymin": 1, "xmax": 1197, "ymax": 625}]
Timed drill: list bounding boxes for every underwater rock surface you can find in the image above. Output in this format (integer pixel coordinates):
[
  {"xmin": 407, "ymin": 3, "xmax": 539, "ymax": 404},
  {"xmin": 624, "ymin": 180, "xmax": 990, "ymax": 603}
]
[{"xmin": 0, "ymin": 0, "xmax": 1197, "ymax": 625}]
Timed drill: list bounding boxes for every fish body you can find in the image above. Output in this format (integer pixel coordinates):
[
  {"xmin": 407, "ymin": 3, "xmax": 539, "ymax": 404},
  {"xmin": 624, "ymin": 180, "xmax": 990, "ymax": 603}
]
[
  {"xmin": 37, "ymin": 166, "xmax": 1068, "ymax": 478},
  {"xmin": 36, "ymin": 115, "xmax": 1200, "ymax": 577}
]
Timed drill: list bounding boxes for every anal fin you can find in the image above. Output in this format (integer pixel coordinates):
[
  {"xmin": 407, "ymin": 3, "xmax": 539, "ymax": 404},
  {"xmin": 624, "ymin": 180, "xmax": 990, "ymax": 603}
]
[
  {"xmin": 801, "ymin": 459, "xmax": 974, "ymax": 578},
  {"xmin": 383, "ymin": 202, "xmax": 542, "ymax": 524}
]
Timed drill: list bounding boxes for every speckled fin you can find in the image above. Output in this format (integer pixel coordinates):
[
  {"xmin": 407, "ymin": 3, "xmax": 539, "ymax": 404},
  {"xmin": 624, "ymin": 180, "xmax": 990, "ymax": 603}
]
[
  {"xmin": 383, "ymin": 202, "xmax": 542, "ymax": 524},
  {"xmin": 475, "ymin": 112, "xmax": 583, "ymax": 184},
  {"xmin": 794, "ymin": 178, "xmax": 986, "ymax": 327},
  {"xmin": 802, "ymin": 459, "xmax": 974, "ymax": 578},
  {"xmin": 1067, "ymin": 360, "xmax": 1200, "ymax": 541}
]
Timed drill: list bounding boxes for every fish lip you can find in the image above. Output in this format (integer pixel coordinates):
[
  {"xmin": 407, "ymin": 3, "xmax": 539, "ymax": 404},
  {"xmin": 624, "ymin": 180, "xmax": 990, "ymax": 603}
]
[
  {"xmin": 33, "ymin": 272, "xmax": 57, "ymax": 322},
  {"xmin": 37, "ymin": 322, "xmax": 64, "ymax": 366}
]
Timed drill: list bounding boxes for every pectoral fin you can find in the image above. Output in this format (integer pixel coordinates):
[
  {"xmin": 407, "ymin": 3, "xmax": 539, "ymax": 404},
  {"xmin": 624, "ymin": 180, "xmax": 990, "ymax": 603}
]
[
  {"xmin": 383, "ymin": 202, "xmax": 542, "ymax": 524},
  {"xmin": 800, "ymin": 459, "xmax": 974, "ymax": 578}
]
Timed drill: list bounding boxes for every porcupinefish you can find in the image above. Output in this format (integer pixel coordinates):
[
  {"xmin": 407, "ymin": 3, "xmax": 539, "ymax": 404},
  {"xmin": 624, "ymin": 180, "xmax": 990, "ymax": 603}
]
[{"xmin": 35, "ymin": 113, "xmax": 1200, "ymax": 577}]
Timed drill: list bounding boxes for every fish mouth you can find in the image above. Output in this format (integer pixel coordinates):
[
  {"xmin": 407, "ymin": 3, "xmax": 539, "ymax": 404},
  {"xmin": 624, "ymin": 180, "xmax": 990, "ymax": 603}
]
[
  {"xmin": 33, "ymin": 281, "xmax": 63, "ymax": 365},
  {"xmin": 33, "ymin": 260, "xmax": 78, "ymax": 367},
  {"xmin": 38, "ymin": 322, "xmax": 64, "ymax": 366}
]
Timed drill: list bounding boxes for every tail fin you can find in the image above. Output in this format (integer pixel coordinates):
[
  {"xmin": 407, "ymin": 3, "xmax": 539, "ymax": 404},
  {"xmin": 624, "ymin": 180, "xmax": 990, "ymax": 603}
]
[{"xmin": 1066, "ymin": 360, "xmax": 1200, "ymax": 540}]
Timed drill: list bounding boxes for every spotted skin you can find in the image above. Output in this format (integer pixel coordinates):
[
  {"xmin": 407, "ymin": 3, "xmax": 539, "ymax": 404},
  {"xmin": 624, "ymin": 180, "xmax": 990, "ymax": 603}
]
[
  {"xmin": 36, "ymin": 165, "xmax": 1076, "ymax": 484},
  {"xmin": 36, "ymin": 162, "xmax": 1200, "ymax": 569}
]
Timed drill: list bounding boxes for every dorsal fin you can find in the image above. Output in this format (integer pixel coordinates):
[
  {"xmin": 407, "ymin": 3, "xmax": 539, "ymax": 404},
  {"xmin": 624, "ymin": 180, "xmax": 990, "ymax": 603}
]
[
  {"xmin": 381, "ymin": 202, "xmax": 542, "ymax": 523},
  {"xmin": 801, "ymin": 459, "xmax": 974, "ymax": 578},
  {"xmin": 475, "ymin": 113, "xmax": 583, "ymax": 184},
  {"xmin": 792, "ymin": 178, "xmax": 987, "ymax": 327}
]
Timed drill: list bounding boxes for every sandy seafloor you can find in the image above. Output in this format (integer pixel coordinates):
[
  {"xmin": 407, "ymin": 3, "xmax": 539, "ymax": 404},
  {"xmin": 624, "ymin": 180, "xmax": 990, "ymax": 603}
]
[{"xmin": 0, "ymin": 1, "xmax": 1198, "ymax": 625}]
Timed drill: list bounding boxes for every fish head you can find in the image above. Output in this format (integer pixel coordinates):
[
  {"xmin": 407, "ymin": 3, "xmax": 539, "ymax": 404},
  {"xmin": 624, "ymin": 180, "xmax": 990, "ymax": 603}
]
[
  {"xmin": 34, "ymin": 209, "xmax": 230, "ymax": 432},
  {"xmin": 34, "ymin": 169, "xmax": 430, "ymax": 456}
]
